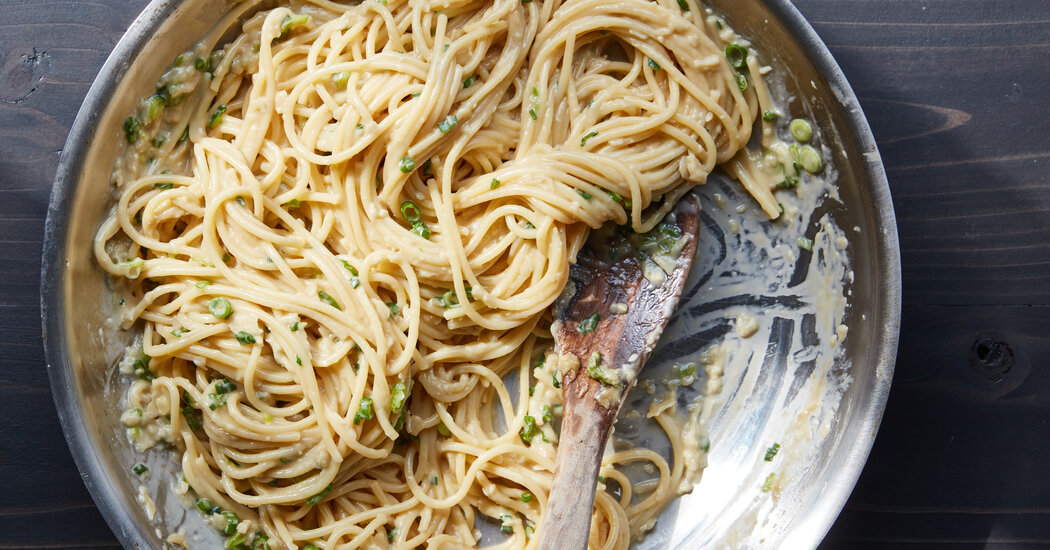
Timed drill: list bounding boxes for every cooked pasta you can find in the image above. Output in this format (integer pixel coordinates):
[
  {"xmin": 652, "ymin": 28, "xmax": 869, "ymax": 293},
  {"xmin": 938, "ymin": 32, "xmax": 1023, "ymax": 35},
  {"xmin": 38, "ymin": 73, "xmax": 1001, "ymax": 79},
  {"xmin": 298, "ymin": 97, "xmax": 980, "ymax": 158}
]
[{"xmin": 95, "ymin": 0, "xmax": 790, "ymax": 547}]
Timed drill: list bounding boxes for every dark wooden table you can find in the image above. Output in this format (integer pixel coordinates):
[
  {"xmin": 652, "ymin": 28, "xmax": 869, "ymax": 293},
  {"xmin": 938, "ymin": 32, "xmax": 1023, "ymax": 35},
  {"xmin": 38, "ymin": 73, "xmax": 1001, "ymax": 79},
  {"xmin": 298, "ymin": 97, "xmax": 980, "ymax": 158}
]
[{"xmin": 2, "ymin": 0, "xmax": 1048, "ymax": 548}]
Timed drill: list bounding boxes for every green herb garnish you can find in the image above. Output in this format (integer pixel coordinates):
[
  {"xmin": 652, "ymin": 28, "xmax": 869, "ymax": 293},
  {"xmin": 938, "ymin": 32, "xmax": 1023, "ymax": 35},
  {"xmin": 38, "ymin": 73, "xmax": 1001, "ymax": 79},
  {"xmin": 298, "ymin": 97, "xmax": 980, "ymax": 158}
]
[
  {"xmin": 725, "ymin": 44, "xmax": 748, "ymax": 70},
  {"xmin": 577, "ymin": 313, "xmax": 600, "ymax": 334},
  {"xmin": 208, "ymin": 104, "xmax": 227, "ymax": 128},
  {"xmin": 399, "ymin": 156, "xmax": 415, "ymax": 173},
  {"xmin": 354, "ymin": 397, "xmax": 374, "ymax": 424},
  {"xmin": 437, "ymin": 114, "xmax": 458, "ymax": 133},
  {"xmin": 789, "ymin": 118, "xmax": 813, "ymax": 142},
  {"xmin": 519, "ymin": 415, "xmax": 537, "ymax": 444},
  {"xmin": 209, "ymin": 297, "xmax": 233, "ymax": 319},
  {"xmin": 306, "ymin": 483, "xmax": 333, "ymax": 505},
  {"xmin": 318, "ymin": 290, "xmax": 341, "ymax": 310}
]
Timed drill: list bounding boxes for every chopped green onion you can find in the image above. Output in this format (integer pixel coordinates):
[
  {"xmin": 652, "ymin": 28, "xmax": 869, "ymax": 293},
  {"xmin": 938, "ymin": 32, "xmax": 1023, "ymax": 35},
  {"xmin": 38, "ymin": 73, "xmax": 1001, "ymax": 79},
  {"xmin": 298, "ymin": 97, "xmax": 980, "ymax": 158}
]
[
  {"xmin": 250, "ymin": 531, "xmax": 269, "ymax": 550},
  {"xmin": 437, "ymin": 422, "xmax": 452, "ymax": 436},
  {"xmin": 764, "ymin": 442, "xmax": 781, "ymax": 461},
  {"xmin": 525, "ymin": 524, "xmax": 535, "ymax": 539},
  {"xmin": 528, "ymin": 108, "xmax": 537, "ymax": 120},
  {"xmin": 387, "ymin": 528, "xmax": 398, "ymax": 542},
  {"xmin": 332, "ymin": 70, "xmax": 351, "ymax": 89},
  {"xmin": 519, "ymin": 415, "xmax": 537, "ymax": 444},
  {"xmin": 290, "ymin": 321, "xmax": 300, "ymax": 332},
  {"xmin": 209, "ymin": 297, "xmax": 233, "ymax": 319},
  {"xmin": 552, "ymin": 371, "xmax": 561, "ymax": 389},
  {"xmin": 123, "ymin": 117, "xmax": 141, "ymax": 144},
  {"xmin": 386, "ymin": 302, "xmax": 401, "ymax": 317},
  {"xmin": 647, "ymin": 58, "xmax": 661, "ymax": 71},
  {"xmin": 305, "ymin": 483, "xmax": 334, "ymax": 505},
  {"xmin": 411, "ymin": 220, "xmax": 431, "ymax": 239},
  {"xmin": 577, "ymin": 312, "xmax": 600, "ymax": 334},
  {"xmin": 155, "ymin": 183, "xmax": 174, "ymax": 190},
  {"xmin": 463, "ymin": 75, "xmax": 476, "ymax": 88},
  {"xmin": 437, "ymin": 114, "xmax": 458, "ymax": 133},
  {"xmin": 225, "ymin": 532, "xmax": 247, "ymax": 549},
  {"xmin": 177, "ymin": 127, "xmax": 189, "ymax": 144},
  {"xmin": 172, "ymin": 328, "xmax": 189, "ymax": 337},
  {"xmin": 677, "ymin": 363, "xmax": 698, "ymax": 377},
  {"xmin": 399, "ymin": 156, "xmax": 415, "ymax": 173},
  {"xmin": 401, "ymin": 200, "xmax": 421, "ymax": 222},
  {"xmin": 436, "ymin": 288, "xmax": 463, "ymax": 308},
  {"xmin": 699, "ymin": 433, "xmax": 710, "ymax": 453},
  {"xmin": 761, "ymin": 473, "xmax": 776, "ymax": 492},
  {"xmin": 283, "ymin": 198, "xmax": 301, "ymax": 209},
  {"xmin": 580, "ymin": 130, "xmax": 598, "ymax": 146},
  {"xmin": 354, "ymin": 397, "xmax": 374, "ymax": 424},
  {"xmin": 576, "ymin": 189, "xmax": 592, "ymax": 200},
  {"xmin": 431, "ymin": 475, "xmax": 439, "ymax": 485},
  {"xmin": 542, "ymin": 404, "xmax": 553, "ymax": 424},
  {"xmin": 208, "ymin": 105, "xmax": 227, "ymax": 128},
  {"xmin": 194, "ymin": 57, "xmax": 210, "ymax": 71},
  {"xmin": 222, "ymin": 511, "xmax": 239, "ymax": 535},
  {"xmin": 585, "ymin": 351, "xmax": 620, "ymax": 386},
  {"xmin": 215, "ymin": 378, "xmax": 237, "ymax": 394},
  {"xmin": 296, "ymin": 355, "xmax": 302, "ymax": 366},
  {"xmin": 390, "ymin": 381, "xmax": 408, "ymax": 414},
  {"xmin": 197, "ymin": 498, "xmax": 220, "ymax": 515},
  {"xmin": 734, "ymin": 72, "xmax": 748, "ymax": 92},
  {"xmin": 776, "ymin": 175, "xmax": 799, "ymax": 189},
  {"xmin": 521, "ymin": 492, "xmax": 533, "ymax": 503},
  {"xmin": 789, "ymin": 118, "xmax": 813, "ymax": 142},
  {"xmin": 132, "ymin": 463, "xmax": 149, "ymax": 476},
  {"xmin": 799, "ymin": 145, "xmax": 822, "ymax": 172},
  {"xmin": 235, "ymin": 331, "xmax": 256, "ymax": 345},
  {"xmin": 490, "ymin": 178, "xmax": 501, "ymax": 189},
  {"xmin": 196, "ymin": 280, "xmax": 211, "ymax": 289},
  {"xmin": 147, "ymin": 94, "xmax": 165, "ymax": 121},
  {"xmin": 318, "ymin": 290, "xmax": 341, "ymax": 310},
  {"xmin": 500, "ymin": 513, "xmax": 514, "ymax": 534},
  {"xmin": 676, "ymin": 0, "xmax": 689, "ymax": 10},
  {"xmin": 208, "ymin": 392, "xmax": 227, "ymax": 410},
  {"xmin": 301, "ymin": 545, "xmax": 319, "ymax": 550},
  {"xmin": 725, "ymin": 44, "xmax": 748, "ymax": 70},
  {"xmin": 763, "ymin": 111, "xmax": 778, "ymax": 123},
  {"xmin": 797, "ymin": 236, "xmax": 814, "ymax": 251},
  {"xmin": 279, "ymin": 14, "xmax": 310, "ymax": 39}
]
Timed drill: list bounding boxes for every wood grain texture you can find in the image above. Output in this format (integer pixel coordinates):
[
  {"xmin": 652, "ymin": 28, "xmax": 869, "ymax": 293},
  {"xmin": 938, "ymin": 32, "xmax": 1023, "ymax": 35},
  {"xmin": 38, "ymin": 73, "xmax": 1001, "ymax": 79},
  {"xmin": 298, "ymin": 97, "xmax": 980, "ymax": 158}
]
[{"xmin": 0, "ymin": 0, "xmax": 1047, "ymax": 548}]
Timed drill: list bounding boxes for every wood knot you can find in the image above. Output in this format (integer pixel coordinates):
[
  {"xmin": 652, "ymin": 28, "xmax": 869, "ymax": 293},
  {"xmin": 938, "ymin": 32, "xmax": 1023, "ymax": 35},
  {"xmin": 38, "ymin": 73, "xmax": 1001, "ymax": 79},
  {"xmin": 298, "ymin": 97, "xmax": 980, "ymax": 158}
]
[
  {"xmin": 969, "ymin": 334, "xmax": 1014, "ymax": 382},
  {"xmin": 0, "ymin": 47, "xmax": 51, "ymax": 104}
]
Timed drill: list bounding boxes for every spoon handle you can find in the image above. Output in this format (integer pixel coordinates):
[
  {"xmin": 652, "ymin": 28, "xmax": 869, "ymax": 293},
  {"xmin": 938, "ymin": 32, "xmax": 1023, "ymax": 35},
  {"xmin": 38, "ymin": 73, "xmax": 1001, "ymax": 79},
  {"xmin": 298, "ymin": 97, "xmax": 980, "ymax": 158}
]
[
  {"xmin": 537, "ymin": 375, "xmax": 618, "ymax": 550},
  {"xmin": 538, "ymin": 195, "xmax": 701, "ymax": 550}
]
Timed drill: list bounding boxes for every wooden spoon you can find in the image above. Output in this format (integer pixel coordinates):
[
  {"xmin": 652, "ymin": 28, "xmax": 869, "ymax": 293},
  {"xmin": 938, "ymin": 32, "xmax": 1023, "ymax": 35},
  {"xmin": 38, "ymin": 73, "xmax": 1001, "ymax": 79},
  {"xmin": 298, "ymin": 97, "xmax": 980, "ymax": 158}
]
[{"xmin": 537, "ymin": 193, "xmax": 701, "ymax": 550}]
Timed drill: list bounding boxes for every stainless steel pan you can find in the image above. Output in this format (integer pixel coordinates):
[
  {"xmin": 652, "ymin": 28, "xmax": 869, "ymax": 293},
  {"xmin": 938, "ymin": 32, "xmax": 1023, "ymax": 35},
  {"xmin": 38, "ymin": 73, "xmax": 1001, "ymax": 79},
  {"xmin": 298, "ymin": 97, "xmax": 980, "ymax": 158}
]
[{"xmin": 41, "ymin": 0, "xmax": 900, "ymax": 547}]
